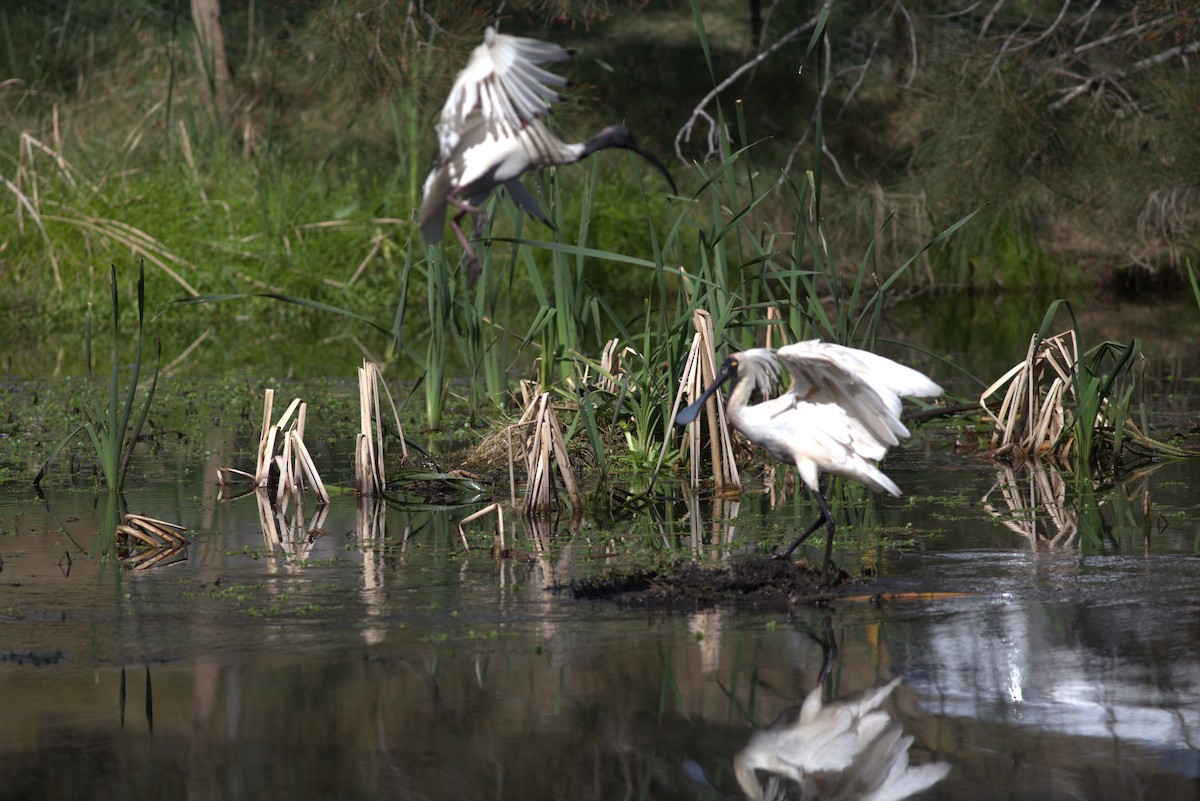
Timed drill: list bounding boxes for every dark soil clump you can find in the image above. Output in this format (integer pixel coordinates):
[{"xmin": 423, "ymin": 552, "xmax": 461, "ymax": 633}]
[{"xmin": 564, "ymin": 558, "xmax": 862, "ymax": 610}]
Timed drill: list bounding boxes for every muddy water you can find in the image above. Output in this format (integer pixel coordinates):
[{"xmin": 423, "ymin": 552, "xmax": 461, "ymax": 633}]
[
  {"xmin": 3, "ymin": 443, "xmax": 1199, "ymax": 800},
  {"xmin": 3, "ymin": 291, "xmax": 1200, "ymax": 800}
]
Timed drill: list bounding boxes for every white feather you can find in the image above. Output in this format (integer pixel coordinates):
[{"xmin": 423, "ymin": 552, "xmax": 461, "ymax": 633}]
[
  {"xmin": 720, "ymin": 343, "xmax": 942, "ymax": 496},
  {"xmin": 734, "ymin": 677, "xmax": 950, "ymax": 801}
]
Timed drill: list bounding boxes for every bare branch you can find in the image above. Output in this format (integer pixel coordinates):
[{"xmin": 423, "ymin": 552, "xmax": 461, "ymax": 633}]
[
  {"xmin": 675, "ymin": 0, "xmax": 833, "ymax": 164},
  {"xmin": 978, "ymin": 0, "xmax": 1007, "ymax": 39},
  {"xmin": 1069, "ymin": 0, "xmax": 1104, "ymax": 48},
  {"xmin": 1048, "ymin": 40, "xmax": 1200, "ymax": 112},
  {"xmin": 1001, "ymin": 0, "xmax": 1071, "ymax": 57},
  {"xmin": 1063, "ymin": 12, "xmax": 1177, "ymax": 61}
]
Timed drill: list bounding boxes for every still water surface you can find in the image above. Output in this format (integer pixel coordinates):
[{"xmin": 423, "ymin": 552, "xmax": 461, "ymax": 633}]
[
  {"xmin": 3, "ymin": 451, "xmax": 1199, "ymax": 799},
  {"xmin": 2, "ymin": 292, "xmax": 1199, "ymax": 800}
]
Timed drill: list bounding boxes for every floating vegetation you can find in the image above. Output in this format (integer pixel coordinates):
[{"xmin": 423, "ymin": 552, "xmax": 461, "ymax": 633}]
[{"xmin": 115, "ymin": 513, "xmax": 188, "ymax": 570}]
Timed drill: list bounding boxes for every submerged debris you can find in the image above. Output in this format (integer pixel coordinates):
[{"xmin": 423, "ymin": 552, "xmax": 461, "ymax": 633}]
[
  {"xmin": 116, "ymin": 513, "xmax": 188, "ymax": 570},
  {"xmin": 564, "ymin": 558, "xmax": 857, "ymax": 610}
]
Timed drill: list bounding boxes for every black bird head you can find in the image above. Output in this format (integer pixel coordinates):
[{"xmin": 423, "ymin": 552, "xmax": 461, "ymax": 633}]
[
  {"xmin": 582, "ymin": 124, "xmax": 679, "ymax": 195},
  {"xmin": 674, "ymin": 355, "xmax": 738, "ymax": 425}
]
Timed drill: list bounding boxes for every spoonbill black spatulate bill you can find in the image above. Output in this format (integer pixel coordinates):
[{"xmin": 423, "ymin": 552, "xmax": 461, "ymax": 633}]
[
  {"xmin": 419, "ymin": 27, "xmax": 678, "ymax": 282},
  {"xmin": 675, "ymin": 342, "xmax": 942, "ymax": 576}
]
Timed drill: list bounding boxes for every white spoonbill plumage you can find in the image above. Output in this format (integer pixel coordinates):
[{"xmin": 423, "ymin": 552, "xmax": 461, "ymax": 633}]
[
  {"xmin": 734, "ymin": 677, "xmax": 951, "ymax": 801},
  {"xmin": 419, "ymin": 27, "xmax": 677, "ymax": 280},
  {"xmin": 675, "ymin": 341, "xmax": 942, "ymax": 575}
]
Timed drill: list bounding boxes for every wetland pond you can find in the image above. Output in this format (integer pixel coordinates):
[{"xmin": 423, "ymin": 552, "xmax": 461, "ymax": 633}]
[{"xmin": 2, "ymin": 292, "xmax": 1200, "ymax": 800}]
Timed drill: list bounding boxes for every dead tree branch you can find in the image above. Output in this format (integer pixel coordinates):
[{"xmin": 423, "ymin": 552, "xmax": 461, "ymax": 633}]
[{"xmin": 1048, "ymin": 40, "xmax": 1200, "ymax": 112}]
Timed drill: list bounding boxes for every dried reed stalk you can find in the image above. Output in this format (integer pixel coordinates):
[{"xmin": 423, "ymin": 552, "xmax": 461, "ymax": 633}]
[
  {"xmin": 457, "ymin": 502, "xmax": 505, "ymax": 554},
  {"xmin": 356, "ymin": 360, "xmax": 406, "ymax": 496},
  {"xmin": 115, "ymin": 513, "xmax": 189, "ymax": 570},
  {"xmin": 513, "ymin": 393, "xmax": 582, "ymax": 516},
  {"xmin": 980, "ymin": 331, "xmax": 1076, "ymax": 462},
  {"xmin": 669, "ymin": 310, "xmax": 740, "ymax": 489},
  {"xmin": 220, "ymin": 389, "xmax": 330, "ymax": 506}
]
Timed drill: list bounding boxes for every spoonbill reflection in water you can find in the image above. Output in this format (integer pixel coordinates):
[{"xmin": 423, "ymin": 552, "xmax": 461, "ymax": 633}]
[
  {"xmin": 734, "ymin": 676, "xmax": 951, "ymax": 801},
  {"xmin": 675, "ymin": 342, "xmax": 942, "ymax": 575}
]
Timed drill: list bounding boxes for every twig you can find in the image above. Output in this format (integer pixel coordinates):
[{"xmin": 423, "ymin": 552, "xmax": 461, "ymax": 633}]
[
  {"xmin": 675, "ymin": 0, "xmax": 833, "ymax": 164},
  {"xmin": 1048, "ymin": 41, "xmax": 1200, "ymax": 112}
]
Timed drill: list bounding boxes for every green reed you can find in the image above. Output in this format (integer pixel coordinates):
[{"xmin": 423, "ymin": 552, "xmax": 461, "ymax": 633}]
[{"xmin": 34, "ymin": 262, "xmax": 160, "ymax": 493}]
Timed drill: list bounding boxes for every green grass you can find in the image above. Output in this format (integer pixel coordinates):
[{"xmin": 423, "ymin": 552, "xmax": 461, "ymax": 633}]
[{"xmin": 5, "ymin": 0, "xmax": 1197, "ymax": 503}]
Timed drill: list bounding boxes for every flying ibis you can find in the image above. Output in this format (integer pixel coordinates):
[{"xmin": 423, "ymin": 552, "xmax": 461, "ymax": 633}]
[
  {"xmin": 419, "ymin": 27, "xmax": 678, "ymax": 282},
  {"xmin": 675, "ymin": 342, "xmax": 942, "ymax": 576}
]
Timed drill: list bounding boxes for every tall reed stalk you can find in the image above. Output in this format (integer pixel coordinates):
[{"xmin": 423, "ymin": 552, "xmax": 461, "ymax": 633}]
[{"xmin": 35, "ymin": 262, "xmax": 160, "ymax": 493}]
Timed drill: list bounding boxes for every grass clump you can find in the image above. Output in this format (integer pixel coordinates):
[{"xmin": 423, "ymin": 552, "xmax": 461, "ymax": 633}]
[{"xmin": 34, "ymin": 262, "xmax": 160, "ymax": 494}]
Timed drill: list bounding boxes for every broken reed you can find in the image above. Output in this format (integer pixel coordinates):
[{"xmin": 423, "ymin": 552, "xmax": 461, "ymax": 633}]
[
  {"xmin": 216, "ymin": 388, "xmax": 329, "ymax": 506},
  {"xmin": 509, "ymin": 392, "xmax": 582, "ymax": 516},
  {"xmin": 116, "ymin": 513, "xmax": 189, "ymax": 570},
  {"xmin": 356, "ymin": 360, "xmax": 407, "ymax": 496},
  {"xmin": 664, "ymin": 309, "xmax": 739, "ymax": 489}
]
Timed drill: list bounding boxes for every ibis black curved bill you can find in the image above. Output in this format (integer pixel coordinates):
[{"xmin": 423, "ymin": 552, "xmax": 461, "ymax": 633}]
[
  {"xmin": 583, "ymin": 125, "xmax": 678, "ymax": 195},
  {"xmin": 675, "ymin": 360, "xmax": 735, "ymax": 426}
]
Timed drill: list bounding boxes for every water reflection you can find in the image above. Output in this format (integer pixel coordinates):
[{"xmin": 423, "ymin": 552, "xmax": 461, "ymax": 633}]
[
  {"xmin": 733, "ymin": 675, "xmax": 949, "ymax": 801},
  {"xmin": 981, "ymin": 461, "xmax": 1164, "ymax": 552},
  {"xmin": 6, "ymin": 427, "xmax": 1200, "ymax": 800}
]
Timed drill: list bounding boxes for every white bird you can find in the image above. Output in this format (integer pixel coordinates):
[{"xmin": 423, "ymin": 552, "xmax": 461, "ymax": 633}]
[
  {"xmin": 419, "ymin": 27, "xmax": 678, "ymax": 282},
  {"xmin": 734, "ymin": 677, "xmax": 951, "ymax": 801},
  {"xmin": 675, "ymin": 341, "xmax": 942, "ymax": 575}
]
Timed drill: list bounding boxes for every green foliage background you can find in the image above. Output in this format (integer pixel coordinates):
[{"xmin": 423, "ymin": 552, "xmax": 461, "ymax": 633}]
[{"xmin": 2, "ymin": 0, "xmax": 1197, "ymax": 368}]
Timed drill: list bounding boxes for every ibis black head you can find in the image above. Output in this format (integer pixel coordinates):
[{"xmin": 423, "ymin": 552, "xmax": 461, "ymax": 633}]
[
  {"xmin": 583, "ymin": 124, "xmax": 679, "ymax": 195},
  {"xmin": 674, "ymin": 355, "xmax": 738, "ymax": 426}
]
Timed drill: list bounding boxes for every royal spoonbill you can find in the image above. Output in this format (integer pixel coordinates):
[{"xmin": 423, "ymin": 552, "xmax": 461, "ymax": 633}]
[
  {"xmin": 419, "ymin": 27, "xmax": 678, "ymax": 281},
  {"xmin": 675, "ymin": 342, "xmax": 942, "ymax": 575}
]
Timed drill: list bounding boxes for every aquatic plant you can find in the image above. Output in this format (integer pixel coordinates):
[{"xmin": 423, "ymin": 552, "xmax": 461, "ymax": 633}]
[
  {"xmin": 980, "ymin": 300, "xmax": 1191, "ymax": 477},
  {"xmin": 115, "ymin": 513, "xmax": 189, "ymax": 570},
  {"xmin": 33, "ymin": 262, "xmax": 160, "ymax": 494}
]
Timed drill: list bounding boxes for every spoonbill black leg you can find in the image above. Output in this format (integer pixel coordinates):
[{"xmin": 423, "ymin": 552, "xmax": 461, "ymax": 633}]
[{"xmin": 775, "ymin": 491, "xmax": 837, "ymax": 578}]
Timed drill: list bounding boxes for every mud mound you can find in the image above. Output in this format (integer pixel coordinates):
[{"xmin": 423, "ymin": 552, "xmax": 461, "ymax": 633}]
[{"xmin": 564, "ymin": 558, "xmax": 860, "ymax": 610}]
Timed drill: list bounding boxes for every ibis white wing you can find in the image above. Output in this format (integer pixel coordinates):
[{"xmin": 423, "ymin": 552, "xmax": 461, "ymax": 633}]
[
  {"xmin": 434, "ymin": 28, "xmax": 568, "ymax": 165},
  {"xmin": 421, "ymin": 28, "xmax": 570, "ymax": 242}
]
